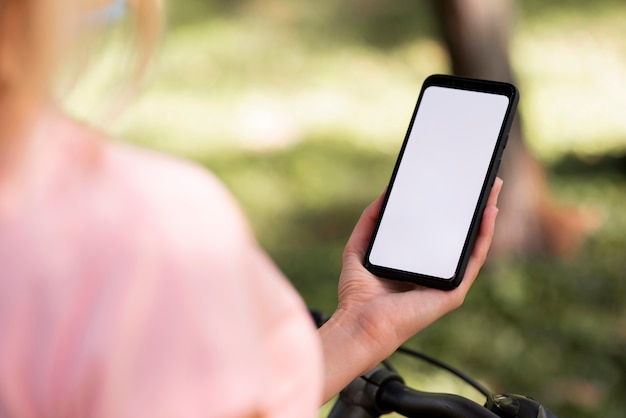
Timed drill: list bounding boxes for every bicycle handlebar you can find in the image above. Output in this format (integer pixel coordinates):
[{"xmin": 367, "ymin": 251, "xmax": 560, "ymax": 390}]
[
  {"xmin": 328, "ymin": 368, "xmax": 499, "ymax": 418},
  {"xmin": 328, "ymin": 367, "xmax": 558, "ymax": 418},
  {"xmin": 380, "ymin": 380, "xmax": 502, "ymax": 418}
]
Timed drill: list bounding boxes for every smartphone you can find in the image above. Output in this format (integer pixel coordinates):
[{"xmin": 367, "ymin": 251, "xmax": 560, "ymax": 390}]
[{"xmin": 364, "ymin": 74, "xmax": 519, "ymax": 290}]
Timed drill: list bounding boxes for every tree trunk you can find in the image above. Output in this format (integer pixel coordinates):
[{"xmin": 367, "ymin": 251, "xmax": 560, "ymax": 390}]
[{"xmin": 434, "ymin": 0, "xmax": 598, "ymax": 257}]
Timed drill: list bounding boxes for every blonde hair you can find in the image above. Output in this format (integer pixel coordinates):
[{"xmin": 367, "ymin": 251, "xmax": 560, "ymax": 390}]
[{"xmin": 0, "ymin": 0, "xmax": 163, "ymax": 103}]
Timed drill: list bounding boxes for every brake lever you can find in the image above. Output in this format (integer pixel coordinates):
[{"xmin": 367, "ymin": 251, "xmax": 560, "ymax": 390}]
[{"xmin": 486, "ymin": 393, "xmax": 558, "ymax": 418}]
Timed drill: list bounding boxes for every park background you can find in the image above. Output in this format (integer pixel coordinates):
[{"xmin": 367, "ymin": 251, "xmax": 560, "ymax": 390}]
[{"xmin": 67, "ymin": 1, "xmax": 626, "ymax": 417}]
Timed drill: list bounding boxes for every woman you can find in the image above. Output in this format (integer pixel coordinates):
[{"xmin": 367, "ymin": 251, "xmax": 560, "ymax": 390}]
[{"xmin": 0, "ymin": 1, "xmax": 502, "ymax": 416}]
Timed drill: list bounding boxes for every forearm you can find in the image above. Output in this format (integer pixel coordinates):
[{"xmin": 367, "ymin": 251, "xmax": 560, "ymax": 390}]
[{"xmin": 317, "ymin": 309, "xmax": 395, "ymax": 403}]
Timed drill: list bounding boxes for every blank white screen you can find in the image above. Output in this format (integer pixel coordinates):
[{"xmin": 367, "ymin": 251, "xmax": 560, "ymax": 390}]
[{"xmin": 369, "ymin": 86, "xmax": 509, "ymax": 279}]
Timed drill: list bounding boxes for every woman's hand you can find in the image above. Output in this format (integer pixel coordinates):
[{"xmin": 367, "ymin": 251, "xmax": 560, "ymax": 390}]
[{"xmin": 319, "ymin": 178, "xmax": 503, "ymax": 402}]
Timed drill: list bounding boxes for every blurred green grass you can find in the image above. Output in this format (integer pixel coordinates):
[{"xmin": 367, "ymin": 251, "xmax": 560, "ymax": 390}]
[{"xmin": 64, "ymin": 2, "xmax": 626, "ymax": 417}]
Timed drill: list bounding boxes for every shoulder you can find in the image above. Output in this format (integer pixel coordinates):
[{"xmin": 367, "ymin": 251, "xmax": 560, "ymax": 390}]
[
  {"xmin": 107, "ymin": 141, "xmax": 242, "ymax": 217},
  {"xmin": 103, "ymin": 140, "xmax": 256, "ymax": 253}
]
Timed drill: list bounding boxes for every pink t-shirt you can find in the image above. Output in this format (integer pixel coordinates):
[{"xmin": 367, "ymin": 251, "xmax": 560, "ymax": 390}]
[{"xmin": 0, "ymin": 113, "xmax": 322, "ymax": 417}]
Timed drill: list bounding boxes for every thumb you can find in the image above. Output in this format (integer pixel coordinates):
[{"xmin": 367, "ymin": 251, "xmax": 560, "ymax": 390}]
[{"xmin": 344, "ymin": 189, "xmax": 387, "ymax": 261}]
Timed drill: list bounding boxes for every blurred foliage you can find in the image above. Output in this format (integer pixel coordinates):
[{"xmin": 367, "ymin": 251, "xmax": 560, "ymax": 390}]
[
  {"xmin": 168, "ymin": 0, "xmax": 439, "ymax": 48},
  {"xmin": 198, "ymin": 139, "xmax": 395, "ymax": 315},
  {"xmin": 67, "ymin": 1, "xmax": 626, "ymax": 417}
]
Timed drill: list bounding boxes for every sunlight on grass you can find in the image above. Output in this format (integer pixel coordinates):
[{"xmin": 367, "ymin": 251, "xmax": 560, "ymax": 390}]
[
  {"xmin": 65, "ymin": 16, "xmax": 446, "ymax": 156},
  {"xmin": 64, "ymin": 9, "xmax": 626, "ymax": 162},
  {"xmin": 513, "ymin": 6, "xmax": 626, "ymax": 161}
]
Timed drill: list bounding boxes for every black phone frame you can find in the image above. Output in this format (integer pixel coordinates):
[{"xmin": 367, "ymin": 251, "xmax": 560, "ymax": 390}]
[{"xmin": 363, "ymin": 74, "xmax": 519, "ymax": 290}]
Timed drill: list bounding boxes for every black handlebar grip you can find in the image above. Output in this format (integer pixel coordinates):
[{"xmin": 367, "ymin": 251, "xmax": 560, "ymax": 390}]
[{"xmin": 378, "ymin": 380, "xmax": 501, "ymax": 418}]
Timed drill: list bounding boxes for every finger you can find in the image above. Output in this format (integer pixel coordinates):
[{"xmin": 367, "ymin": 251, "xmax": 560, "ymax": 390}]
[
  {"xmin": 487, "ymin": 177, "xmax": 503, "ymax": 207},
  {"xmin": 457, "ymin": 203, "xmax": 499, "ymax": 293}
]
